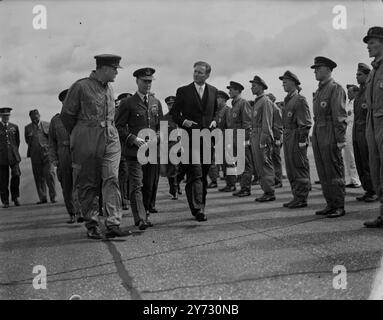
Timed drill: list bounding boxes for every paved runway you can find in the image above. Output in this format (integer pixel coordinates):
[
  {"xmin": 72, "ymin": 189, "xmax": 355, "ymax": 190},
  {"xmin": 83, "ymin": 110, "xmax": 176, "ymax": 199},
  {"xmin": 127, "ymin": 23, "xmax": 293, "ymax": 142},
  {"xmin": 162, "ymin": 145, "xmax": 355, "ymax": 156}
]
[{"xmin": 1, "ymin": 154, "xmax": 383, "ymax": 300}]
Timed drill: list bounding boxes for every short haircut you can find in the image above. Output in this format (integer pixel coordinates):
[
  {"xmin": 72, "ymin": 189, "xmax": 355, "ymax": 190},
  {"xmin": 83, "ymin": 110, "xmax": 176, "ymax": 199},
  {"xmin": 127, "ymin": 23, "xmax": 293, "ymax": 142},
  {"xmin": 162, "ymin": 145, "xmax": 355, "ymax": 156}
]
[
  {"xmin": 193, "ymin": 61, "xmax": 211, "ymax": 75},
  {"xmin": 29, "ymin": 109, "xmax": 39, "ymax": 116}
]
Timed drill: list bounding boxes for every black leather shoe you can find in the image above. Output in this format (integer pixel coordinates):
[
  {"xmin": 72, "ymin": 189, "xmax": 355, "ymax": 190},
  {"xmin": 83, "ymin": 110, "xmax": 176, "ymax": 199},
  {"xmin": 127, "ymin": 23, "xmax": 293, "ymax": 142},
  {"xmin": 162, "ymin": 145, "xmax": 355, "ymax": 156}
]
[
  {"xmin": 283, "ymin": 200, "xmax": 295, "ymax": 208},
  {"xmin": 315, "ymin": 206, "xmax": 333, "ymax": 216},
  {"xmin": 87, "ymin": 227, "xmax": 104, "ymax": 240},
  {"xmin": 105, "ymin": 226, "xmax": 132, "ymax": 238},
  {"xmin": 36, "ymin": 199, "xmax": 48, "ymax": 205},
  {"xmin": 135, "ymin": 219, "xmax": 147, "ymax": 230},
  {"xmin": 149, "ymin": 208, "xmax": 158, "ymax": 213},
  {"xmin": 3, "ymin": 202, "xmax": 9, "ymax": 208},
  {"xmin": 236, "ymin": 190, "xmax": 251, "ymax": 197},
  {"xmin": 171, "ymin": 193, "xmax": 178, "ymax": 200},
  {"xmin": 77, "ymin": 215, "xmax": 84, "ymax": 223},
  {"xmin": 66, "ymin": 215, "xmax": 76, "ymax": 224},
  {"xmin": 356, "ymin": 194, "xmax": 367, "ymax": 201},
  {"xmin": 255, "ymin": 194, "xmax": 276, "ymax": 202},
  {"xmin": 207, "ymin": 181, "xmax": 218, "ymax": 188},
  {"xmin": 364, "ymin": 216, "xmax": 383, "ymax": 228},
  {"xmin": 145, "ymin": 219, "xmax": 154, "ymax": 227},
  {"xmin": 346, "ymin": 183, "xmax": 361, "ymax": 188},
  {"xmin": 327, "ymin": 208, "xmax": 346, "ymax": 218},
  {"xmin": 288, "ymin": 201, "xmax": 308, "ymax": 209},
  {"xmin": 196, "ymin": 212, "xmax": 207, "ymax": 222},
  {"xmin": 13, "ymin": 199, "xmax": 20, "ymax": 206},
  {"xmin": 51, "ymin": 199, "xmax": 57, "ymax": 203},
  {"xmin": 365, "ymin": 194, "xmax": 378, "ymax": 202},
  {"xmin": 219, "ymin": 185, "xmax": 236, "ymax": 192}
]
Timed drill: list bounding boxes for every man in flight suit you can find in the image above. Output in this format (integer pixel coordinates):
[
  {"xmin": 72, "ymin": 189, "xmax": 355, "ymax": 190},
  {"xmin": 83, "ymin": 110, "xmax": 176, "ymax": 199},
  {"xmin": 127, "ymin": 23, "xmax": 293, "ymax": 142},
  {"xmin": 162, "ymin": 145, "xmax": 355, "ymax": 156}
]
[
  {"xmin": 61, "ymin": 54, "xmax": 129, "ymax": 239},
  {"xmin": 311, "ymin": 56, "xmax": 347, "ymax": 218},
  {"xmin": 25, "ymin": 109, "xmax": 57, "ymax": 204},
  {"xmin": 279, "ymin": 71, "xmax": 312, "ymax": 208},
  {"xmin": 353, "ymin": 63, "xmax": 377, "ymax": 203},
  {"xmin": 49, "ymin": 89, "xmax": 80, "ymax": 223},
  {"xmin": 362, "ymin": 27, "xmax": 383, "ymax": 228},
  {"xmin": 245, "ymin": 76, "xmax": 276, "ymax": 202},
  {"xmin": 0, "ymin": 108, "xmax": 21, "ymax": 208},
  {"xmin": 115, "ymin": 67, "xmax": 162, "ymax": 230}
]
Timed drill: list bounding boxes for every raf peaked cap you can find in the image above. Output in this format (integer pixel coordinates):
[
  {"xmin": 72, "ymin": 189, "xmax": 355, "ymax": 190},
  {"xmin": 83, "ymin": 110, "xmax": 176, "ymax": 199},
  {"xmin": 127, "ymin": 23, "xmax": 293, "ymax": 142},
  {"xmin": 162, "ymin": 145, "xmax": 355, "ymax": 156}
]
[
  {"xmin": 117, "ymin": 93, "xmax": 132, "ymax": 101},
  {"xmin": 226, "ymin": 81, "xmax": 244, "ymax": 92},
  {"xmin": 0, "ymin": 107, "xmax": 12, "ymax": 115},
  {"xmin": 133, "ymin": 67, "xmax": 155, "ymax": 80},
  {"xmin": 346, "ymin": 84, "xmax": 359, "ymax": 91},
  {"xmin": 94, "ymin": 54, "xmax": 122, "ymax": 68},
  {"xmin": 165, "ymin": 96, "xmax": 176, "ymax": 104},
  {"xmin": 357, "ymin": 63, "xmax": 371, "ymax": 74},
  {"xmin": 363, "ymin": 26, "xmax": 383, "ymax": 43},
  {"xmin": 310, "ymin": 56, "xmax": 337, "ymax": 70},
  {"xmin": 249, "ymin": 75, "xmax": 268, "ymax": 90},
  {"xmin": 217, "ymin": 90, "xmax": 230, "ymax": 101},
  {"xmin": 279, "ymin": 70, "xmax": 301, "ymax": 85},
  {"xmin": 58, "ymin": 89, "xmax": 68, "ymax": 102}
]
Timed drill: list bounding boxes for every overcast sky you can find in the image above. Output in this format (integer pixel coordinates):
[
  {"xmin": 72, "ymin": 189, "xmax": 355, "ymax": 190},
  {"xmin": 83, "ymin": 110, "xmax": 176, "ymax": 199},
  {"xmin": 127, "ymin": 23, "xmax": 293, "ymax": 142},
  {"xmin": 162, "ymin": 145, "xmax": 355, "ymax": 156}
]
[{"xmin": 1, "ymin": 0, "xmax": 382, "ymax": 155}]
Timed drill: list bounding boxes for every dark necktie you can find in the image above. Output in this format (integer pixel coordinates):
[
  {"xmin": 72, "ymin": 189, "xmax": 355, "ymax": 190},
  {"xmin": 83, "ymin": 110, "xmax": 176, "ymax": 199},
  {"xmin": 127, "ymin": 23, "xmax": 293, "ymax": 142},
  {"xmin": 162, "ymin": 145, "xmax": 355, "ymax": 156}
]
[{"xmin": 143, "ymin": 95, "xmax": 148, "ymax": 107}]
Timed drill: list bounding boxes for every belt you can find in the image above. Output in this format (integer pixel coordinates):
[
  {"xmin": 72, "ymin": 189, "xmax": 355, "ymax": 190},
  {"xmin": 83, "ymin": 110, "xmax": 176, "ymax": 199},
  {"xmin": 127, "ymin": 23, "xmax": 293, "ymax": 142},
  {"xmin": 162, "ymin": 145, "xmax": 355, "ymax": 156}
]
[
  {"xmin": 313, "ymin": 116, "xmax": 332, "ymax": 123},
  {"xmin": 78, "ymin": 119, "xmax": 115, "ymax": 128}
]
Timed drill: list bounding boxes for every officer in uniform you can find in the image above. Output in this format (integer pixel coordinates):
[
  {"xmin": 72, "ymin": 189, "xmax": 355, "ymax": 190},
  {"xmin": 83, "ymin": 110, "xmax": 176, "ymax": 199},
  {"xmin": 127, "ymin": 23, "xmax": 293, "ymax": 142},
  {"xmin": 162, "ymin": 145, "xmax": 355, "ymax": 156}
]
[
  {"xmin": 161, "ymin": 95, "xmax": 180, "ymax": 199},
  {"xmin": 311, "ymin": 56, "xmax": 347, "ymax": 218},
  {"xmin": 115, "ymin": 67, "xmax": 162, "ymax": 230},
  {"xmin": 245, "ymin": 76, "xmax": 276, "ymax": 202},
  {"xmin": 279, "ymin": 71, "xmax": 312, "ymax": 208},
  {"xmin": 353, "ymin": 63, "xmax": 377, "ymax": 202},
  {"xmin": 362, "ymin": 27, "xmax": 383, "ymax": 228},
  {"xmin": 0, "ymin": 108, "xmax": 21, "ymax": 208},
  {"xmin": 49, "ymin": 89, "xmax": 80, "ymax": 223},
  {"xmin": 25, "ymin": 109, "xmax": 57, "ymax": 204},
  {"xmin": 61, "ymin": 54, "xmax": 129, "ymax": 239},
  {"xmin": 267, "ymin": 93, "xmax": 283, "ymax": 189},
  {"xmin": 116, "ymin": 92, "xmax": 133, "ymax": 210}
]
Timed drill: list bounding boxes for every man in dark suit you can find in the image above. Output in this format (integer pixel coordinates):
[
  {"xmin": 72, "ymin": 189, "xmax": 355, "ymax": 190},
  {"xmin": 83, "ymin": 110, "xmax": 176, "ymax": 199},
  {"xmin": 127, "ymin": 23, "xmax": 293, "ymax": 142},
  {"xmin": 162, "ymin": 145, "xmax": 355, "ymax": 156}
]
[
  {"xmin": 25, "ymin": 109, "xmax": 56, "ymax": 204},
  {"xmin": 170, "ymin": 61, "xmax": 218, "ymax": 222},
  {"xmin": 0, "ymin": 108, "xmax": 21, "ymax": 208}
]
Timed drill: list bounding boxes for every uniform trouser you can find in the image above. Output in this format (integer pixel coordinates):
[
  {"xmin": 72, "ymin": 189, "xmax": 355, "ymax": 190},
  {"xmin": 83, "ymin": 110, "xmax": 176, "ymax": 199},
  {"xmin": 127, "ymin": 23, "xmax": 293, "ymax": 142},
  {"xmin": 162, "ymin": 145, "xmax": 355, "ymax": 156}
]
[
  {"xmin": 239, "ymin": 145, "xmax": 254, "ymax": 192},
  {"xmin": 366, "ymin": 113, "xmax": 383, "ymax": 217},
  {"xmin": 166, "ymin": 163, "xmax": 178, "ymax": 195},
  {"xmin": 0, "ymin": 164, "xmax": 20, "ymax": 204},
  {"xmin": 312, "ymin": 123, "xmax": 345, "ymax": 209},
  {"xmin": 343, "ymin": 124, "xmax": 360, "ymax": 185},
  {"xmin": 30, "ymin": 153, "xmax": 56, "ymax": 202},
  {"xmin": 222, "ymin": 162, "xmax": 236, "ymax": 187},
  {"xmin": 73, "ymin": 138, "xmax": 122, "ymax": 230},
  {"xmin": 283, "ymin": 130, "xmax": 311, "ymax": 203},
  {"xmin": 353, "ymin": 124, "xmax": 374, "ymax": 195},
  {"xmin": 56, "ymin": 147, "xmax": 76, "ymax": 217},
  {"xmin": 142, "ymin": 163, "xmax": 159, "ymax": 211},
  {"xmin": 272, "ymin": 143, "xmax": 282, "ymax": 185},
  {"xmin": 118, "ymin": 155, "xmax": 129, "ymax": 206},
  {"xmin": 127, "ymin": 159, "xmax": 148, "ymax": 224},
  {"xmin": 208, "ymin": 151, "xmax": 219, "ymax": 182},
  {"xmin": 250, "ymin": 131, "xmax": 275, "ymax": 195}
]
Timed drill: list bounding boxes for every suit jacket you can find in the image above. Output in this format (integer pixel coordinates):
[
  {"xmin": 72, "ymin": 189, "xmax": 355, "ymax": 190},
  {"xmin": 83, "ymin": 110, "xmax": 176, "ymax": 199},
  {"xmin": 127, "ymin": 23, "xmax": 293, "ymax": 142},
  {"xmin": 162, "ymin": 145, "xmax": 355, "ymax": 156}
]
[
  {"xmin": 115, "ymin": 92, "xmax": 163, "ymax": 159},
  {"xmin": 24, "ymin": 121, "xmax": 50, "ymax": 158},
  {"xmin": 0, "ymin": 122, "xmax": 21, "ymax": 166},
  {"xmin": 170, "ymin": 82, "xmax": 218, "ymax": 133}
]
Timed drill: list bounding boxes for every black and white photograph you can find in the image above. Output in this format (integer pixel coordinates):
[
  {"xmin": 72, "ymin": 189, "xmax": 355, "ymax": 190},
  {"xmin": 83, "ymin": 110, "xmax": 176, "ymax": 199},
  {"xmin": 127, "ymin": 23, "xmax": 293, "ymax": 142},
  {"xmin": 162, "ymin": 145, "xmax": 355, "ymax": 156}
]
[{"xmin": 1, "ymin": 0, "xmax": 383, "ymax": 305}]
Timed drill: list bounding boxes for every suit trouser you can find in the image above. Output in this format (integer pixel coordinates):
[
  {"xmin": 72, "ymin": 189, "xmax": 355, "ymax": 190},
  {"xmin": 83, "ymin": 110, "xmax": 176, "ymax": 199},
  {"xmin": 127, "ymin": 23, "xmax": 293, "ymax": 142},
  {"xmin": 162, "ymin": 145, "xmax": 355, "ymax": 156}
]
[
  {"xmin": 57, "ymin": 147, "xmax": 77, "ymax": 217},
  {"xmin": 0, "ymin": 164, "xmax": 20, "ymax": 204},
  {"xmin": 73, "ymin": 138, "xmax": 122, "ymax": 230},
  {"xmin": 250, "ymin": 131, "xmax": 275, "ymax": 195},
  {"xmin": 343, "ymin": 124, "xmax": 360, "ymax": 185},
  {"xmin": 127, "ymin": 159, "xmax": 148, "ymax": 224},
  {"xmin": 283, "ymin": 130, "xmax": 311, "ymax": 202},
  {"xmin": 166, "ymin": 163, "xmax": 178, "ymax": 195},
  {"xmin": 239, "ymin": 145, "xmax": 254, "ymax": 192},
  {"xmin": 30, "ymin": 152, "xmax": 56, "ymax": 202},
  {"xmin": 272, "ymin": 144, "xmax": 282, "ymax": 185},
  {"xmin": 118, "ymin": 155, "xmax": 129, "ymax": 206},
  {"xmin": 366, "ymin": 113, "xmax": 383, "ymax": 216},
  {"xmin": 142, "ymin": 163, "xmax": 159, "ymax": 211},
  {"xmin": 353, "ymin": 124, "xmax": 375, "ymax": 195},
  {"xmin": 312, "ymin": 123, "xmax": 345, "ymax": 209}
]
